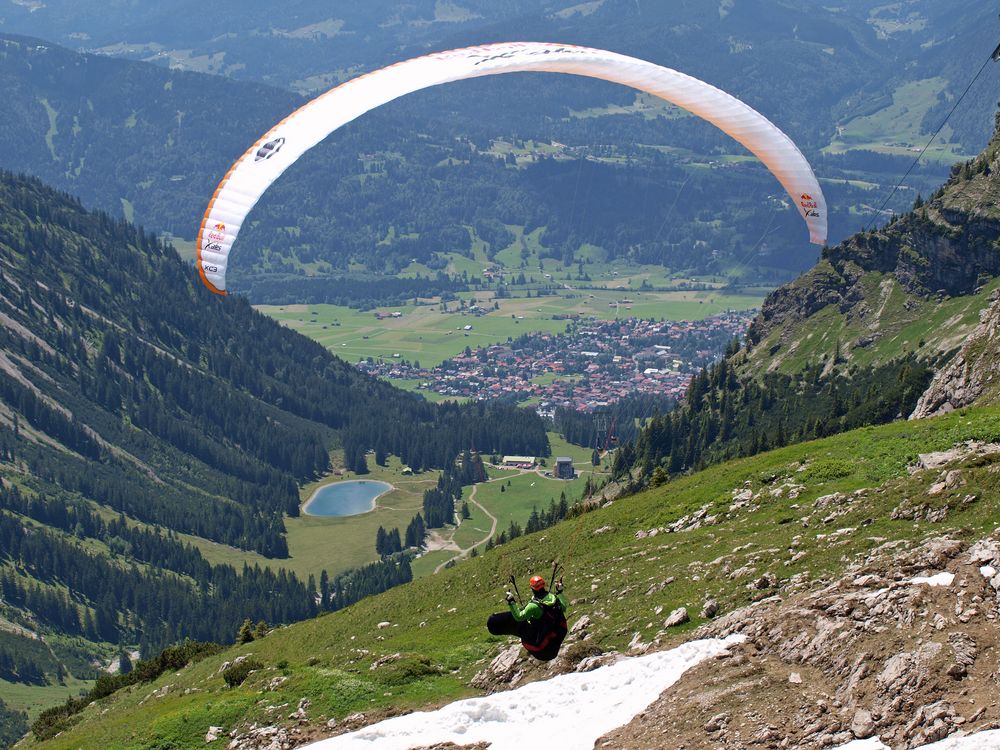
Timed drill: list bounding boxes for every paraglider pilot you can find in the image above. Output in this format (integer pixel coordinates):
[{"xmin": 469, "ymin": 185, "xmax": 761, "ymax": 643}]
[{"xmin": 487, "ymin": 574, "xmax": 568, "ymax": 661}]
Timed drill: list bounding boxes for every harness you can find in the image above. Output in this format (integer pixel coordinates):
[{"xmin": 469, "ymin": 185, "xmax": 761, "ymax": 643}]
[{"xmin": 520, "ymin": 595, "xmax": 568, "ymax": 654}]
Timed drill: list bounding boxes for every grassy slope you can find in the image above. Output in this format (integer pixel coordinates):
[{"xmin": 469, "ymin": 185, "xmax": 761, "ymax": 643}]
[
  {"xmin": 750, "ymin": 273, "xmax": 1000, "ymax": 374},
  {"xmin": 747, "ymin": 119, "xmax": 1000, "ymax": 376},
  {"xmin": 26, "ymin": 406, "xmax": 1000, "ymax": 749},
  {"xmin": 825, "ymin": 77, "xmax": 968, "ymax": 162},
  {"xmin": 0, "ymin": 676, "xmax": 92, "ymax": 723}
]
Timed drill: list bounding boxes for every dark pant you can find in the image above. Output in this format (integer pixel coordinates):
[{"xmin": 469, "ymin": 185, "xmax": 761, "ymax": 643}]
[
  {"xmin": 486, "ymin": 612, "xmax": 565, "ymax": 662},
  {"xmin": 487, "ymin": 611, "xmax": 521, "ymax": 637}
]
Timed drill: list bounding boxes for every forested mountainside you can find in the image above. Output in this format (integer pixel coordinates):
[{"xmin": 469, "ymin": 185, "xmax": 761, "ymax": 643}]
[
  {"xmin": 1, "ymin": 0, "xmax": 995, "ymax": 155},
  {"xmin": 4, "ymin": 16, "xmax": 999, "ymax": 293},
  {"xmin": 0, "ymin": 170, "xmax": 546, "ymax": 695},
  {"xmin": 0, "ymin": 35, "xmax": 300, "ymax": 240},
  {"xmin": 615, "ymin": 111, "xmax": 1000, "ymax": 484}
]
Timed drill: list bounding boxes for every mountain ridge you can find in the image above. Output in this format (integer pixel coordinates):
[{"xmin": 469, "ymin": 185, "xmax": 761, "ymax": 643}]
[{"xmin": 745, "ymin": 110, "xmax": 1000, "ymax": 375}]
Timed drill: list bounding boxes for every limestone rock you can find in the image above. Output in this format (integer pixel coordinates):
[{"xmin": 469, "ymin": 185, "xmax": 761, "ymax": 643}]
[
  {"xmin": 700, "ymin": 598, "xmax": 719, "ymax": 618},
  {"xmin": 851, "ymin": 709, "xmax": 875, "ymax": 739},
  {"xmin": 576, "ymin": 652, "xmax": 623, "ymax": 672},
  {"xmin": 911, "ymin": 294, "xmax": 1000, "ymax": 419},
  {"xmin": 470, "ymin": 645, "xmax": 523, "ymax": 690},
  {"xmin": 663, "ymin": 607, "xmax": 689, "ymax": 628},
  {"xmin": 288, "ymin": 697, "xmax": 310, "ymax": 721},
  {"xmin": 704, "ymin": 713, "xmax": 730, "ymax": 733},
  {"xmin": 569, "ymin": 615, "xmax": 591, "ymax": 635}
]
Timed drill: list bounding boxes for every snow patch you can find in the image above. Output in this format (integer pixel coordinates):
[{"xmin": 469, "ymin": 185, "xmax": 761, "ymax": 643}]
[
  {"xmin": 835, "ymin": 739, "xmax": 889, "ymax": 750},
  {"xmin": 917, "ymin": 730, "xmax": 1000, "ymax": 748},
  {"xmin": 909, "ymin": 572, "xmax": 955, "ymax": 587},
  {"xmin": 835, "ymin": 730, "xmax": 1000, "ymax": 749},
  {"xmin": 309, "ymin": 635, "xmax": 745, "ymax": 750}
]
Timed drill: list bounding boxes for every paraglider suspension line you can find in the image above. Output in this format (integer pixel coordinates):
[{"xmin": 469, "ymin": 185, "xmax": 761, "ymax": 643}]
[
  {"xmin": 508, "ymin": 574, "xmax": 524, "ymax": 606},
  {"xmin": 864, "ymin": 50, "xmax": 996, "ymax": 233}
]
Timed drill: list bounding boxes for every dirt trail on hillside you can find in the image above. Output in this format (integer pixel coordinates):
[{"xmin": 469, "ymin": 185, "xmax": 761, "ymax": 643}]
[{"xmin": 433, "ymin": 483, "xmax": 497, "ymax": 574}]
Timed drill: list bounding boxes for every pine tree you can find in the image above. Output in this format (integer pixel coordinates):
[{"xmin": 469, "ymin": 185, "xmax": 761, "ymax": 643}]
[
  {"xmin": 387, "ymin": 528, "xmax": 402, "ymax": 554},
  {"xmin": 117, "ymin": 651, "xmax": 132, "ymax": 675},
  {"xmin": 319, "ymin": 570, "xmax": 330, "ymax": 610},
  {"xmin": 237, "ymin": 618, "xmax": 255, "ymax": 644},
  {"xmin": 375, "ymin": 526, "xmax": 388, "ymax": 556}
]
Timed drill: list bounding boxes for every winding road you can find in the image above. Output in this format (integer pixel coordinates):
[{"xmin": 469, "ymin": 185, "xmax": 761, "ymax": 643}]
[{"xmin": 432, "ymin": 479, "xmax": 498, "ymax": 574}]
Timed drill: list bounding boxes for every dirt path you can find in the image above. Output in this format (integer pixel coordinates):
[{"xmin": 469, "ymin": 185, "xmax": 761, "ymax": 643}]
[{"xmin": 433, "ymin": 482, "xmax": 498, "ymax": 574}]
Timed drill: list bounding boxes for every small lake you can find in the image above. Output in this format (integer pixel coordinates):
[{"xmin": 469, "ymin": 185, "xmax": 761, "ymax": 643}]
[{"xmin": 303, "ymin": 480, "xmax": 393, "ymax": 517}]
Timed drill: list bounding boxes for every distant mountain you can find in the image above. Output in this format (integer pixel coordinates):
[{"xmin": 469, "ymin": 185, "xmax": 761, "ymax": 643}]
[
  {"xmin": 2, "ymin": 1, "xmax": 999, "ymax": 293},
  {"xmin": 2, "ymin": 0, "xmax": 995, "ymax": 154},
  {"xmin": 0, "ymin": 34, "xmax": 301, "ymax": 238},
  {"xmin": 0, "ymin": 0, "xmax": 545, "ymax": 92},
  {"xmin": 0, "ymin": 31, "xmax": 985, "ymax": 295}
]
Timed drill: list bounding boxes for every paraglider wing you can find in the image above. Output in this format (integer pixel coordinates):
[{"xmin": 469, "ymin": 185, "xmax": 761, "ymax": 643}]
[{"xmin": 198, "ymin": 42, "xmax": 827, "ymax": 294}]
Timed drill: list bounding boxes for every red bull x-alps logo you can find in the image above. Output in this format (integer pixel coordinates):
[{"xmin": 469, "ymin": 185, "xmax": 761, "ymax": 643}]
[
  {"xmin": 799, "ymin": 194, "xmax": 820, "ymax": 217},
  {"xmin": 206, "ymin": 223, "xmax": 226, "ymax": 244}
]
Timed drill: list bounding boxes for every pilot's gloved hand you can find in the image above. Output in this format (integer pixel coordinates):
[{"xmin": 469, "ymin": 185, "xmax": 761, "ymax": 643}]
[{"xmin": 505, "ymin": 591, "xmax": 516, "ymax": 604}]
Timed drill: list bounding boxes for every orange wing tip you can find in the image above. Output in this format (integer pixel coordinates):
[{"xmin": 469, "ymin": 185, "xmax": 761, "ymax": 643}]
[
  {"xmin": 196, "ymin": 264, "xmax": 227, "ymax": 296},
  {"xmin": 203, "ymin": 279, "xmax": 227, "ymax": 296}
]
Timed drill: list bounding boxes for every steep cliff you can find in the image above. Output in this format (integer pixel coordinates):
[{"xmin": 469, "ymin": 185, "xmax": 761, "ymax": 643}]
[
  {"xmin": 745, "ymin": 112, "xmax": 1000, "ymax": 375},
  {"xmin": 911, "ymin": 290, "xmax": 1000, "ymax": 417}
]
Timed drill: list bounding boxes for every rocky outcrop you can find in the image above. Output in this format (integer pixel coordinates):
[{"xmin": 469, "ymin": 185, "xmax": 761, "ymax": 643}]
[
  {"xmin": 911, "ymin": 291, "xmax": 1000, "ymax": 418},
  {"xmin": 747, "ymin": 113, "xmax": 1000, "ymax": 364},
  {"xmin": 597, "ymin": 534, "xmax": 1000, "ymax": 749}
]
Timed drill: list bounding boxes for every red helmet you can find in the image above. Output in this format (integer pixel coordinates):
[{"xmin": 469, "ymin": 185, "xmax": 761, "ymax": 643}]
[{"xmin": 529, "ymin": 575, "xmax": 546, "ymax": 591}]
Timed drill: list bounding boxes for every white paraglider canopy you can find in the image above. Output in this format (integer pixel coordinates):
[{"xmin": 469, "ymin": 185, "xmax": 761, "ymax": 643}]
[{"xmin": 197, "ymin": 42, "xmax": 827, "ymax": 295}]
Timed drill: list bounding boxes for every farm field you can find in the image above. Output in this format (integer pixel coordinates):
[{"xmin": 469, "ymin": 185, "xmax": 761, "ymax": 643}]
[
  {"xmin": 824, "ymin": 77, "xmax": 970, "ymax": 162},
  {"xmin": 258, "ymin": 287, "xmax": 761, "ymax": 369}
]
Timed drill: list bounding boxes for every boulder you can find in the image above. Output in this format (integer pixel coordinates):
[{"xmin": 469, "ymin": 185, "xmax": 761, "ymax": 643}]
[
  {"xmin": 851, "ymin": 709, "xmax": 875, "ymax": 739},
  {"xmin": 664, "ymin": 607, "xmax": 689, "ymax": 628}
]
